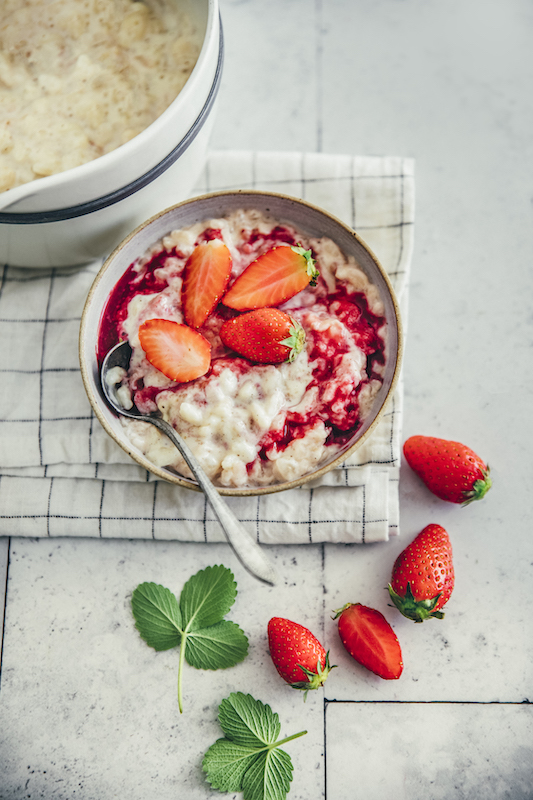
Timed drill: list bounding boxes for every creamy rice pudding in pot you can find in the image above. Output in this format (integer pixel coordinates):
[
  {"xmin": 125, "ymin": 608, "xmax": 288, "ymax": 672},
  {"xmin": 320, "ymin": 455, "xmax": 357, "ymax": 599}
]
[{"xmin": 0, "ymin": 0, "xmax": 201, "ymax": 192}]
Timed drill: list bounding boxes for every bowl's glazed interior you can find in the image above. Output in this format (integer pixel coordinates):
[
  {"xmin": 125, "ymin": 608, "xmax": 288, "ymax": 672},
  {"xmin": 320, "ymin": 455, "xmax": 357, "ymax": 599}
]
[{"xmin": 79, "ymin": 190, "xmax": 403, "ymax": 496}]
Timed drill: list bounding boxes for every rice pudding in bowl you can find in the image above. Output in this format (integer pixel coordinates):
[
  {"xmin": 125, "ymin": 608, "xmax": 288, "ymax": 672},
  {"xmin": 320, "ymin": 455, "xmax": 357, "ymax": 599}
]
[{"xmin": 80, "ymin": 192, "xmax": 402, "ymax": 496}]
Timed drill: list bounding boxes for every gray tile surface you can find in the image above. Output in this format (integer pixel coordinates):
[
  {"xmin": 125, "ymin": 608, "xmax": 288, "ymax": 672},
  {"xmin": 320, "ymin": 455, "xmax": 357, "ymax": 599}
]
[
  {"xmin": 2, "ymin": 0, "xmax": 533, "ymax": 797},
  {"xmin": 0, "ymin": 538, "xmax": 325, "ymax": 799},
  {"xmin": 326, "ymin": 701, "xmax": 533, "ymax": 799}
]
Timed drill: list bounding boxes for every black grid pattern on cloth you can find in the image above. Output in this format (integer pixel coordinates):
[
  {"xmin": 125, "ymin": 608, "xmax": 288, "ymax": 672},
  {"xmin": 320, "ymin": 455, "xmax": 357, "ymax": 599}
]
[
  {"xmin": 0, "ymin": 151, "xmax": 414, "ymax": 544},
  {"xmin": 0, "ymin": 473, "xmax": 397, "ymax": 544}
]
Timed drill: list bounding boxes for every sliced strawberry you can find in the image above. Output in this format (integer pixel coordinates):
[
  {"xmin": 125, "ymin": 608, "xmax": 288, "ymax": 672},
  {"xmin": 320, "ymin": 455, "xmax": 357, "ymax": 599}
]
[
  {"xmin": 138, "ymin": 319, "xmax": 211, "ymax": 383},
  {"xmin": 182, "ymin": 239, "xmax": 232, "ymax": 328},
  {"xmin": 333, "ymin": 603, "xmax": 403, "ymax": 680},
  {"xmin": 222, "ymin": 244, "xmax": 319, "ymax": 310},
  {"xmin": 219, "ymin": 308, "xmax": 305, "ymax": 364}
]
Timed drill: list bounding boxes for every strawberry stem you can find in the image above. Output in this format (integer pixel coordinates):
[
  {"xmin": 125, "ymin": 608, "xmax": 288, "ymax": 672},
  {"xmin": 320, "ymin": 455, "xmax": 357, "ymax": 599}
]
[
  {"xmin": 272, "ymin": 730, "xmax": 308, "ymax": 748},
  {"xmin": 388, "ymin": 582, "xmax": 444, "ymax": 623},
  {"xmin": 289, "ymin": 651, "xmax": 336, "ymax": 700},
  {"xmin": 177, "ymin": 631, "xmax": 187, "ymax": 713},
  {"xmin": 291, "ymin": 244, "xmax": 320, "ymax": 286},
  {"xmin": 280, "ymin": 319, "xmax": 306, "ymax": 362},
  {"xmin": 461, "ymin": 467, "xmax": 492, "ymax": 506},
  {"xmin": 331, "ymin": 603, "xmax": 353, "ymax": 620}
]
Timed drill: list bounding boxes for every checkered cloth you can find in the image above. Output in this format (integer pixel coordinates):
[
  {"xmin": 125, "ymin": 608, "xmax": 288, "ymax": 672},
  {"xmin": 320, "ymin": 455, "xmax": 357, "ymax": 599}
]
[{"xmin": 0, "ymin": 151, "xmax": 414, "ymax": 544}]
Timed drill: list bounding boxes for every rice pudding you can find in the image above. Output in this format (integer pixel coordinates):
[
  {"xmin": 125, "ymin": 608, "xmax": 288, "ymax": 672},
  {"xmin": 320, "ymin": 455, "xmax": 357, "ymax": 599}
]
[
  {"xmin": 0, "ymin": 0, "xmax": 201, "ymax": 193},
  {"xmin": 98, "ymin": 209, "xmax": 388, "ymax": 488}
]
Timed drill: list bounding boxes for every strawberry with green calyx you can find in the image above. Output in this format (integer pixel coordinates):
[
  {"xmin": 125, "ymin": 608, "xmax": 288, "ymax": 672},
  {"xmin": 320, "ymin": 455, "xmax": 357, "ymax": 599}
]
[
  {"xmin": 182, "ymin": 239, "xmax": 233, "ymax": 329},
  {"xmin": 222, "ymin": 243, "xmax": 319, "ymax": 310},
  {"xmin": 138, "ymin": 318, "xmax": 211, "ymax": 383},
  {"xmin": 388, "ymin": 523, "xmax": 454, "ymax": 622},
  {"xmin": 403, "ymin": 435, "xmax": 492, "ymax": 506},
  {"xmin": 220, "ymin": 308, "xmax": 306, "ymax": 364},
  {"xmin": 267, "ymin": 617, "xmax": 335, "ymax": 699},
  {"xmin": 333, "ymin": 603, "xmax": 403, "ymax": 680}
]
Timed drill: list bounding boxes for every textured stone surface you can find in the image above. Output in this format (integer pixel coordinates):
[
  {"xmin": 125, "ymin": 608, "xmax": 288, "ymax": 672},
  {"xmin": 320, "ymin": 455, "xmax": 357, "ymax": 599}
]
[{"xmin": 1, "ymin": 0, "xmax": 533, "ymax": 797}]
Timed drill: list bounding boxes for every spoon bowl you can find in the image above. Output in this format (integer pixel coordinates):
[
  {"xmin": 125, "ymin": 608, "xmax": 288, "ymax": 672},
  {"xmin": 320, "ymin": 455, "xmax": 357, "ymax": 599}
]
[{"xmin": 101, "ymin": 340, "xmax": 277, "ymax": 586}]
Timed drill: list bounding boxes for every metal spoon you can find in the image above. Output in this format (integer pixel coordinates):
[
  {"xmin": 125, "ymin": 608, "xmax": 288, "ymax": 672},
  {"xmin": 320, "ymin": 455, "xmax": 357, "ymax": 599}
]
[{"xmin": 100, "ymin": 340, "xmax": 277, "ymax": 586}]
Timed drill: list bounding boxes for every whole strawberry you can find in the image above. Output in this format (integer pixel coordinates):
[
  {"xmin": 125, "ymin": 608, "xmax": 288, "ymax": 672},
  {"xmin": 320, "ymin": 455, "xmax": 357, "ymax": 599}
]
[
  {"xmin": 333, "ymin": 603, "xmax": 403, "ymax": 680},
  {"xmin": 267, "ymin": 617, "xmax": 335, "ymax": 698},
  {"xmin": 403, "ymin": 435, "xmax": 491, "ymax": 506},
  {"xmin": 220, "ymin": 308, "xmax": 306, "ymax": 364},
  {"xmin": 388, "ymin": 523, "xmax": 454, "ymax": 622}
]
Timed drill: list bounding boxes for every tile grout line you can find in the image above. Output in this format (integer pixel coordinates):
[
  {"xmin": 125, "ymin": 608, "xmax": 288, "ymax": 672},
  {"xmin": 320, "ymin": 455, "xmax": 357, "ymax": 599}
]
[
  {"xmin": 0, "ymin": 536, "xmax": 10, "ymax": 693},
  {"xmin": 324, "ymin": 698, "xmax": 532, "ymax": 706}
]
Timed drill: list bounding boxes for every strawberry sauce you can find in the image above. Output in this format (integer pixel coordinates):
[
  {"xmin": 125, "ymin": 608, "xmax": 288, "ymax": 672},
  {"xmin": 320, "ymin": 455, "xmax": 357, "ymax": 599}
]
[
  {"xmin": 97, "ymin": 216, "xmax": 387, "ymax": 486},
  {"xmin": 256, "ymin": 288, "xmax": 385, "ymax": 461}
]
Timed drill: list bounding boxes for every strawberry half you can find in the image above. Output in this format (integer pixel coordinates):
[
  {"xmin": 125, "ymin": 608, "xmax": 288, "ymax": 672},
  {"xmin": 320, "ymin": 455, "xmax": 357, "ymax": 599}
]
[
  {"xmin": 333, "ymin": 603, "xmax": 403, "ymax": 680},
  {"xmin": 267, "ymin": 617, "xmax": 335, "ymax": 698},
  {"xmin": 182, "ymin": 239, "xmax": 232, "ymax": 328},
  {"xmin": 388, "ymin": 523, "xmax": 455, "ymax": 622},
  {"xmin": 403, "ymin": 435, "xmax": 492, "ymax": 505},
  {"xmin": 219, "ymin": 308, "xmax": 305, "ymax": 364},
  {"xmin": 222, "ymin": 244, "xmax": 319, "ymax": 310},
  {"xmin": 138, "ymin": 318, "xmax": 211, "ymax": 383}
]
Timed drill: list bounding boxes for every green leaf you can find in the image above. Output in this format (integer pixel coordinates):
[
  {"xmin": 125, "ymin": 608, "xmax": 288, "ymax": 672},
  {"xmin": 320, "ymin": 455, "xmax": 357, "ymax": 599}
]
[
  {"xmin": 131, "ymin": 566, "xmax": 248, "ymax": 713},
  {"xmin": 203, "ymin": 693, "xmax": 307, "ymax": 800},
  {"xmin": 185, "ymin": 620, "xmax": 249, "ymax": 670},
  {"xmin": 131, "ymin": 582, "xmax": 182, "ymax": 651},
  {"xmin": 180, "ymin": 564, "xmax": 237, "ymax": 631},
  {"xmin": 218, "ymin": 692, "xmax": 280, "ymax": 747},
  {"xmin": 202, "ymin": 739, "xmax": 262, "ymax": 792},
  {"xmin": 242, "ymin": 749, "xmax": 293, "ymax": 800}
]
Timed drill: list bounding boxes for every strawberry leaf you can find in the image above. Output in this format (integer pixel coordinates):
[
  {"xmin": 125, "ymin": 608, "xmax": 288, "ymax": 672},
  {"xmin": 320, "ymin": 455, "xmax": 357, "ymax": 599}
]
[
  {"xmin": 202, "ymin": 740, "xmax": 262, "ymax": 792},
  {"xmin": 131, "ymin": 566, "xmax": 248, "ymax": 713},
  {"xmin": 131, "ymin": 582, "xmax": 182, "ymax": 651},
  {"xmin": 180, "ymin": 564, "xmax": 238, "ymax": 630},
  {"xmin": 218, "ymin": 692, "xmax": 280, "ymax": 747},
  {"xmin": 185, "ymin": 620, "xmax": 249, "ymax": 670},
  {"xmin": 203, "ymin": 693, "xmax": 307, "ymax": 800},
  {"xmin": 242, "ymin": 748, "xmax": 293, "ymax": 800}
]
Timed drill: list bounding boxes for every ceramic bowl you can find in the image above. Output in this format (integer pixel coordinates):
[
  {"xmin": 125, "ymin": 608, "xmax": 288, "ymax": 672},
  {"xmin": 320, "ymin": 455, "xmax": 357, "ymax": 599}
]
[
  {"xmin": 79, "ymin": 190, "xmax": 403, "ymax": 496},
  {"xmin": 0, "ymin": 0, "xmax": 222, "ymax": 269}
]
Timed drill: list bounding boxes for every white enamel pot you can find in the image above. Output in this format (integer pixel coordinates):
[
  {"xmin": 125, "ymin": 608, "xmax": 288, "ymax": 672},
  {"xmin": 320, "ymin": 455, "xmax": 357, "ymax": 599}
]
[{"xmin": 0, "ymin": 0, "xmax": 222, "ymax": 269}]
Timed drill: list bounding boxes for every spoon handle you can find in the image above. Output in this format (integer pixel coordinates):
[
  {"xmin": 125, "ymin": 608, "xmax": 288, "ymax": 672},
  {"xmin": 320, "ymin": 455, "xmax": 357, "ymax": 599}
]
[{"xmin": 151, "ymin": 418, "xmax": 277, "ymax": 586}]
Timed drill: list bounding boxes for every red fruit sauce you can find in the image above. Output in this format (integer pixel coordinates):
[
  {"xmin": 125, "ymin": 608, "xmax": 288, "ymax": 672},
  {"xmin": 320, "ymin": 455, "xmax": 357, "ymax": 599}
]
[{"xmin": 97, "ymin": 223, "xmax": 386, "ymax": 469}]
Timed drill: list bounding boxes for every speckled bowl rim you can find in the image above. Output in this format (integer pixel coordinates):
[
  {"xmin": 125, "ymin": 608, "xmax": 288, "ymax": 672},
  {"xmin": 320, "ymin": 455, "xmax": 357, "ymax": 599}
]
[{"xmin": 79, "ymin": 190, "xmax": 403, "ymax": 496}]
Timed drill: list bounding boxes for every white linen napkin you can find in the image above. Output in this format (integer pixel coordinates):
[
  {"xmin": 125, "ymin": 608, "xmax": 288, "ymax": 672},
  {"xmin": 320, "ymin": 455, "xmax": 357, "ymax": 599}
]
[{"xmin": 0, "ymin": 151, "xmax": 414, "ymax": 544}]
